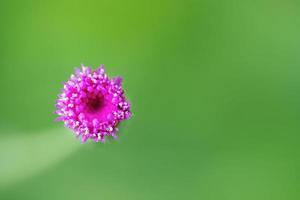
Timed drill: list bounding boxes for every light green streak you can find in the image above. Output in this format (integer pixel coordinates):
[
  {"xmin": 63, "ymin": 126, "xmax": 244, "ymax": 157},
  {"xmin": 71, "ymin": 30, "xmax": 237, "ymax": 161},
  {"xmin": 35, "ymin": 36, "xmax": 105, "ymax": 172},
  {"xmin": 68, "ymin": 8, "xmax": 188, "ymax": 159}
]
[{"xmin": 0, "ymin": 128, "xmax": 81, "ymax": 188}]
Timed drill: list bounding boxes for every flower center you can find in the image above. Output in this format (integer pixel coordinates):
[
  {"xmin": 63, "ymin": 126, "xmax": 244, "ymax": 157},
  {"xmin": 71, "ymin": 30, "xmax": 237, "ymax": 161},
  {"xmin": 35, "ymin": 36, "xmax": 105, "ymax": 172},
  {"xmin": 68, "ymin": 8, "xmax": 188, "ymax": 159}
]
[{"xmin": 85, "ymin": 94, "xmax": 104, "ymax": 114}]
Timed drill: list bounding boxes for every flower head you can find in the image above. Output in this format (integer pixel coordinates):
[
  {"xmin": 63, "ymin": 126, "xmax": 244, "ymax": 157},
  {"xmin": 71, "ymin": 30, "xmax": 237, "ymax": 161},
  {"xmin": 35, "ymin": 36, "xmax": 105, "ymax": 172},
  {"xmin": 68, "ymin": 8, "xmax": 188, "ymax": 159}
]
[{"xmin": 55, "ymin": 65, "xmax": 131, "ymax": 142}]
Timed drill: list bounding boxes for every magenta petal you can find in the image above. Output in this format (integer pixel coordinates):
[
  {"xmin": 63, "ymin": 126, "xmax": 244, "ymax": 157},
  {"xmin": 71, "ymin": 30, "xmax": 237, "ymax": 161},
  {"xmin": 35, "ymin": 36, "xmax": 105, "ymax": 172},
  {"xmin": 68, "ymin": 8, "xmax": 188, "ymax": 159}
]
[{"xmin": 112, "ymin": 76, "xmax": 123, "ymax": 85}]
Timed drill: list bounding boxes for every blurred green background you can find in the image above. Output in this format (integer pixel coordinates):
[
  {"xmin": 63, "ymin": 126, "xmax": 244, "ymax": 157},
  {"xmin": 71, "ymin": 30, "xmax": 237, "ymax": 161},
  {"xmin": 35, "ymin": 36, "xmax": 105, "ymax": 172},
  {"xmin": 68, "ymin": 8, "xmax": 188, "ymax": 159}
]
[{"xmin": 0, "ymin": 0, "xmax": 299, "ymax": 199}]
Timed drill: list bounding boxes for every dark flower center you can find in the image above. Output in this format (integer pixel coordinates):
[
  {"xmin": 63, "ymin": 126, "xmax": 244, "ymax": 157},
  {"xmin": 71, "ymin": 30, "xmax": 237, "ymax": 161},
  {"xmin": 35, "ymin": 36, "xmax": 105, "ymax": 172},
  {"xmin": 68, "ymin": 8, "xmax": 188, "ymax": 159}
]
[{"xmin": 85, "ymin": 94, "xmax": 104, "ymax": 114}]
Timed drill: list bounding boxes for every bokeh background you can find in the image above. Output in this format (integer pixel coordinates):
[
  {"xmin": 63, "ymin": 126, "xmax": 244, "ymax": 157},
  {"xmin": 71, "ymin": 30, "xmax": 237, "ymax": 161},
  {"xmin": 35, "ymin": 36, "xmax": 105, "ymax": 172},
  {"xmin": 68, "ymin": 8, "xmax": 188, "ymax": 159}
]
[{"xmin": 0, "ymin": 0, "xmax": 299, "ymax": 199}]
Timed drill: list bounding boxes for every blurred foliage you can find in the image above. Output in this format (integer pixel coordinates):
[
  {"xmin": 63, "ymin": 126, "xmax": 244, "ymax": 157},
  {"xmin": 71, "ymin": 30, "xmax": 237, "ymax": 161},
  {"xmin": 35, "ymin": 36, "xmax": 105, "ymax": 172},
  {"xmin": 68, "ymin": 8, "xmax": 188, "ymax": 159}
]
[{"xmin": 0, "ymin": 0, "xmax": 299, "ymax": 199}]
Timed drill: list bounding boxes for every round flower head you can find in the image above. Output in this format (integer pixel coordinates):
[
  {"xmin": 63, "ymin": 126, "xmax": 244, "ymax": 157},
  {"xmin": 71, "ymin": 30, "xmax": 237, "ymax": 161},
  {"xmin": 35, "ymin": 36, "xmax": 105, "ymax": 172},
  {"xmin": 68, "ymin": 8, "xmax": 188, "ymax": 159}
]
[{"xmin": 55, "ymin": 65, "xmax": 131, "ymax": 142}]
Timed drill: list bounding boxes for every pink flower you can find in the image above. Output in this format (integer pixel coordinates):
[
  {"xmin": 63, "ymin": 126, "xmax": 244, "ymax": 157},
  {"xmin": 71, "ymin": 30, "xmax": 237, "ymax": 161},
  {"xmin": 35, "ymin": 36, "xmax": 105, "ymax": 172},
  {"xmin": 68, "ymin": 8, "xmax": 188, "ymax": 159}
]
[{"xmin": 55, "ymin": 65, "xmax": 131, "ymax": 142}]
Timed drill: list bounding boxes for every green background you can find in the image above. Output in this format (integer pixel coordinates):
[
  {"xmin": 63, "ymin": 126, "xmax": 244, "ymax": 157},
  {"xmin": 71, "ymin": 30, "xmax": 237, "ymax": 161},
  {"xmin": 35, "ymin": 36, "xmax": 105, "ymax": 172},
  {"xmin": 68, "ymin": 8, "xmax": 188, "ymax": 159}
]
[{"xmin": 0, "ymin": 0, "xmax": 299, "ymax": 199}]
